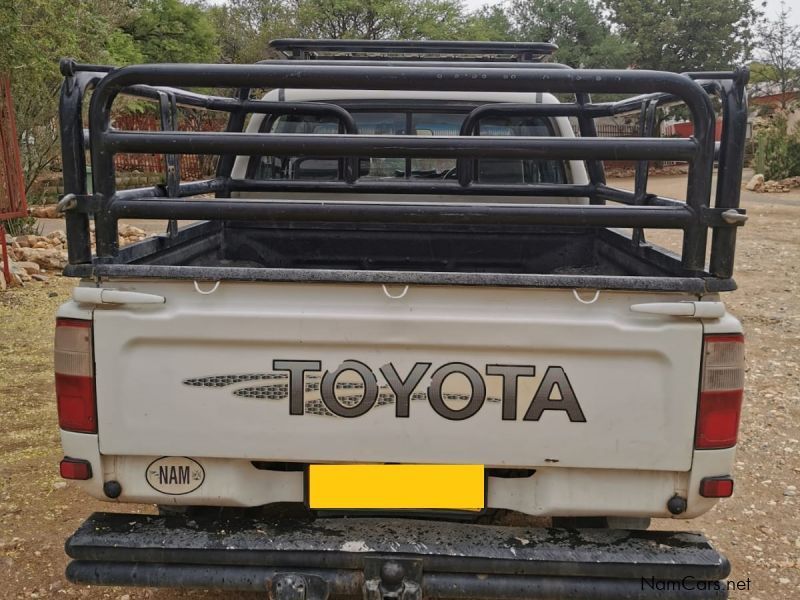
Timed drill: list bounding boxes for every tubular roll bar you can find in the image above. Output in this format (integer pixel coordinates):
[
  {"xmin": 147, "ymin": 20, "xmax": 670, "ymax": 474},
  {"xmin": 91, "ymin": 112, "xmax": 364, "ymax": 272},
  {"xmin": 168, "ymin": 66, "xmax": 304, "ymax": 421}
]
[{"xmin": 58, "ymin": 58, "xmax": 748, "ymax": 278}]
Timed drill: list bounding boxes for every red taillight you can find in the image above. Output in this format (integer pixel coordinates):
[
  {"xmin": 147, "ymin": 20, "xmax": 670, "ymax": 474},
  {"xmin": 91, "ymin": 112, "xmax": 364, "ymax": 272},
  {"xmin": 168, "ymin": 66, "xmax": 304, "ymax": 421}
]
[
  {"xmin": 60, "ymin": 457, "xmax": 93, "ymax": 480},
  {"xmin": 54, "ymin": 318, "xmax": 96, "ymax": 433},
  {"xmin": 695, "ymin": 334, "xmax": 744, "ymax": 450},
  {"xmin": 699, "ymin": 476, "xmax": 734, "ymax": 498}
]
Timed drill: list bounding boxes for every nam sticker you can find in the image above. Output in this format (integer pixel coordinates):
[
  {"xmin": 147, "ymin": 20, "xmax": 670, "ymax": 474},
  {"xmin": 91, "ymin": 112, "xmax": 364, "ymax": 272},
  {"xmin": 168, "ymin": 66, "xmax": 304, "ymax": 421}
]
[{"xmin": 146, "ymin": 457, "xmax": 205, "ymax": 495}]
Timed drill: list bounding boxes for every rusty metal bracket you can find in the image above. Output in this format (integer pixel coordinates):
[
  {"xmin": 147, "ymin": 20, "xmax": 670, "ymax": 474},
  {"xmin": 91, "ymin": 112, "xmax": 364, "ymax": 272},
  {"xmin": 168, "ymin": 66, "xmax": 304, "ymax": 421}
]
[
  {"xmin": 58, "ymin": 193, "xmax": 103, "ymax": 214},
  {"xmin": 269, "ymin": 573, "xmax": 330, "ymax": 600}
]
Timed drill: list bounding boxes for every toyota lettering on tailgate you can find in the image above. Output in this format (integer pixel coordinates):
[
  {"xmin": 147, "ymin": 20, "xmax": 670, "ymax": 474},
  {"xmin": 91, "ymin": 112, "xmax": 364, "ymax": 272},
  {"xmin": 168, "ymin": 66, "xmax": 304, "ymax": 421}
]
[{"xmin": 185, "ymin": 361, "xmax": 586, "ymax": 422}]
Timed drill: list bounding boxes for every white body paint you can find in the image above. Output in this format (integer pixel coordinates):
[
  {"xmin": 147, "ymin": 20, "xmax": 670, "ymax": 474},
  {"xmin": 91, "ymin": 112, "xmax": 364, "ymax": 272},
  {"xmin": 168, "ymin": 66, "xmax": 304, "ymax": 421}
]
[{"xmin": 57, "ymin": 89, "xmax": 742, "ymax": 520}]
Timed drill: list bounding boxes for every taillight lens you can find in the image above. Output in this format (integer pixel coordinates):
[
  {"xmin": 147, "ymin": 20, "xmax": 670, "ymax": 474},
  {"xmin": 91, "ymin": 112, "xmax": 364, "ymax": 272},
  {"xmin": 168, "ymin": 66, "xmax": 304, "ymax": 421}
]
[
  {"xmin": 55, "ymin": 318, "xmax": 96, "ymax": 433},
  {"xmin": 695, "ymin": 334, "xmax": 744, "ymax": 449}
]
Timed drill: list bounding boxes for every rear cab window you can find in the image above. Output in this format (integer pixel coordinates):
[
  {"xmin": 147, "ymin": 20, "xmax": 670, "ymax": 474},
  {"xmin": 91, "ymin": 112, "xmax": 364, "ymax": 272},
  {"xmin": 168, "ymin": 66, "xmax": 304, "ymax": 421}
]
[{"xmin": 250, "ymin": 108, "xmax": 567, "ymax": 184}]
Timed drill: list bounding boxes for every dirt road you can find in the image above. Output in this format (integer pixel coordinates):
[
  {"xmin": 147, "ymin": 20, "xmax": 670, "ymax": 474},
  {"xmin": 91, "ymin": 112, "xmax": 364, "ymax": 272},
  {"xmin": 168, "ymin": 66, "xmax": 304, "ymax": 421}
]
[{"xmin": 1, "ymin": 180, "xmax": 798, "ymax": 599}]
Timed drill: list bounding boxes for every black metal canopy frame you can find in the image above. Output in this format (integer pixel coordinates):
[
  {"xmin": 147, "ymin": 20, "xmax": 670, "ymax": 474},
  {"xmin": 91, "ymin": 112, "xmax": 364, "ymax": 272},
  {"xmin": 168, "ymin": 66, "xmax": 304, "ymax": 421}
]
[{"xmin": 57, "ymin": 42, "xmax": 749, "ymax": 282}]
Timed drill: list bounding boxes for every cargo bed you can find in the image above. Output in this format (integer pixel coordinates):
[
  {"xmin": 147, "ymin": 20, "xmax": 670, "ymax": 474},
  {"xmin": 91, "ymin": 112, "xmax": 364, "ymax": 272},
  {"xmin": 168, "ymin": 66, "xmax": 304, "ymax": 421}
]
[{"xmin": 65, "ymin": 219, "xmax": 734, "ymax": 294}]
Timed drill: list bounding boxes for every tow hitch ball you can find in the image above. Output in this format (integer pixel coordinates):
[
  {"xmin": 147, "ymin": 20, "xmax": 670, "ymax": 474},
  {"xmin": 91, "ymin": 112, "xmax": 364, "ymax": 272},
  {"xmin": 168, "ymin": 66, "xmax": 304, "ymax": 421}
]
[
  {"xmin": 268, "ymin": 558, "xmax": 423, "ymax": 600},
  {"xmin": 364, "ymin": 558, "xmax": 423, "ymax": 600}
]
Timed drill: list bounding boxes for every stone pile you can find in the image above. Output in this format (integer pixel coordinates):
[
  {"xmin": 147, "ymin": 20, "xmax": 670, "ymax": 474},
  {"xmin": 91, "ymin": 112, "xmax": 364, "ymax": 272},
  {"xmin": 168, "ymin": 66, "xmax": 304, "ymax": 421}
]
[
  {"xmin": 745, "ymin": 173, "xmax": 800, "ymax": 193},
  {"xmin": 1, "ymin": 223, "xmax": 149, "ymax": 289},
  {"xmin": 4, "ymin": 231, "xmax": 68, "ymax": 287},
  {"xmin": 763, "ymin": 176, "xmax": 800, "ymax": 193}
]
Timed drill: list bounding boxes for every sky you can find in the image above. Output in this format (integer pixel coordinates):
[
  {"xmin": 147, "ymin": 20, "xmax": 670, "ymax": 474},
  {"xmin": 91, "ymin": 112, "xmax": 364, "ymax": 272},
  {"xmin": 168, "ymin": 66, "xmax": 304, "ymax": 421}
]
[{"xmin": 460, "ymin": 0, "xmax": 800, "ymax": 26}]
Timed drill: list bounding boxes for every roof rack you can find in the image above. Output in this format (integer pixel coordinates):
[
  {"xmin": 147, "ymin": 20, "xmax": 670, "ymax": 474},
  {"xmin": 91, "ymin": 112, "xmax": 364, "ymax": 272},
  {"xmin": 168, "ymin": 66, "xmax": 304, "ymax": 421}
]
[{"xmin": 269, "ymin": 39, "xmax": 558, "ymax": 62}]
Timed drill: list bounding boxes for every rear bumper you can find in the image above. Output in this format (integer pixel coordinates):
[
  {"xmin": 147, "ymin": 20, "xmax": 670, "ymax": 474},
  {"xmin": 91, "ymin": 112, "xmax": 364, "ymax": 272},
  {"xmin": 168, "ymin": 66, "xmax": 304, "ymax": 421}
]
[{"xmin": 66, "ymin": 512, "xmax": 731, "ymax": 599}]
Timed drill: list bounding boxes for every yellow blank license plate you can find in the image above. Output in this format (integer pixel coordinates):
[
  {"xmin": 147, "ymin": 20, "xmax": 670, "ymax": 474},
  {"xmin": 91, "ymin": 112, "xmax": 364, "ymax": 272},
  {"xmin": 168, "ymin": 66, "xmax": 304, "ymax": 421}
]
[{"xmin": 307, "ymin": 464, "xmax": 485, "ymax": 510}]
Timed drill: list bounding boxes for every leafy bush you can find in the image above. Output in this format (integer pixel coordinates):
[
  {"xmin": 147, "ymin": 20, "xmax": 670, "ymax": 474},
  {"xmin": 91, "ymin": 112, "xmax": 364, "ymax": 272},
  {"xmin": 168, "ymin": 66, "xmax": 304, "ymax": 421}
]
[{"xmin": 754, "ymin": 113, "xmax": 800, "ymax": 181}]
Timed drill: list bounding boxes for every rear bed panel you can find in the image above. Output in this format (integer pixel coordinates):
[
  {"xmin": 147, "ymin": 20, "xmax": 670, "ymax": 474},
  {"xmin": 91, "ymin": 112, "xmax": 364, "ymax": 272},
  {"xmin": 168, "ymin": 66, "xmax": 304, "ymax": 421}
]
[{"xmin": 91, "ymin": 281, "xmax": 702, "ymax": 472}]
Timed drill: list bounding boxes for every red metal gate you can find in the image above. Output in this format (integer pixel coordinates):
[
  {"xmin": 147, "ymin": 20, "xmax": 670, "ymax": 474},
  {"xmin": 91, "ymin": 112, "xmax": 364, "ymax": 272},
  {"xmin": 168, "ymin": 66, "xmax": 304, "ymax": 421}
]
[{"xmin": 1, "ymin": 74, "xmax": 29, "ymax": 285}]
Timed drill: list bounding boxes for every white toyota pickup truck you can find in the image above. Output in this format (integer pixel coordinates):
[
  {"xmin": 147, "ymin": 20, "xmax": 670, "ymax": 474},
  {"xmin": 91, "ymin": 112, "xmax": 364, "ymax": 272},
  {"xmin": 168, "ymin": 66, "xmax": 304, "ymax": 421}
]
[{"xmin": 54, "ymin": 40, "xmax": 749, "ymax": 599}]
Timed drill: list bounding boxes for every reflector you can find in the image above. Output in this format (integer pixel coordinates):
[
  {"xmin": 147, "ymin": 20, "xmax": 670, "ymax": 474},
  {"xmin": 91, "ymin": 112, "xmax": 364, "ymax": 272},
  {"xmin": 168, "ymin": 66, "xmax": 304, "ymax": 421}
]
[
  {"xmin": 699, "ymin": 476, "xmax": 734, "ymax": 498},
  {"xmin": 60, "ymin": 457, "xmax": 92, "ymax": 480}
]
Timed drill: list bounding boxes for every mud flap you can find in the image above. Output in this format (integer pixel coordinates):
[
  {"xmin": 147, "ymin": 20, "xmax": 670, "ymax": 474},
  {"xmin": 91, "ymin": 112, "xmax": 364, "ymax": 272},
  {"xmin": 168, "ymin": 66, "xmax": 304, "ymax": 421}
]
[{"xmin": 66, "ymin": 512, "xmax": 731, "ymax": 599}]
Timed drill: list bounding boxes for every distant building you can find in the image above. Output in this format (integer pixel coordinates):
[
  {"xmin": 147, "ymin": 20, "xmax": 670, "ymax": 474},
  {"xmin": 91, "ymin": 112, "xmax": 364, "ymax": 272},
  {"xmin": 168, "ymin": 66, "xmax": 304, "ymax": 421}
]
[{"xmin": 748, "ymin": 81, "xmax": 800, "ymax": 108}]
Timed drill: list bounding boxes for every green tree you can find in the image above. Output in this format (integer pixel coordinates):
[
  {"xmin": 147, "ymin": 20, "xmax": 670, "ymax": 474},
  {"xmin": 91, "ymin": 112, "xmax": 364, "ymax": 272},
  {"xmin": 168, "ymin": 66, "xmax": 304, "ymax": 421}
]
[
  {"xmin": 754, "ymin": 113, "xmax": 800, "ymax": 180},
  {"xmin": 605, "ymin": 0, "xmax": 760, "ymax": 71},
  {"xmin": 122, "ymin": 0, "xmax": 219, "ymax": 63},
  {"xmin": 753, "ymin": 1, "xmax": 800, "ymax": 109},
  {"xmin": 462, "ymin": 5, "xmax": 515, "ymax": 41},
  {"xmin": 510, "ymin": 0, "xmax": 633, "ymax": 68},
  {"xmin": 107, "ymin": 30, "xmax": 145, "ymax": 65},
  {"xmin": 209, "ymin": 0, "xmax": 297, "ymax": 63},
  {"xmin": 0, "ymin": 0, "xmax": 117, "ymax": 198},
  {"xmin": 293, "ymin": 0, "xmax": 466, "ymax": 40}
]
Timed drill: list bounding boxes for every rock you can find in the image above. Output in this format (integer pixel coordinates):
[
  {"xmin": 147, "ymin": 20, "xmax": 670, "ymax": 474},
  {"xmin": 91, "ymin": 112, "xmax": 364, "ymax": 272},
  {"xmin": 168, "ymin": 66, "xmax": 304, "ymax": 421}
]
[
  {"xmin": 7, "ymin": 269, "xmax": 23, "ymax": 287},
  {"xmin": 15, "ymin": 247, "xmax": 67, "ymax": 270},
  {"xmin": 119, "ymin": 595, "xmax": 131, "ymax": 600},
  {"xmin": 14, "ymin": 261, "xmax": 41, "ymax": 274},
  {"xmin": 52, "ymin": 481, "xmax": 67, "ymax": 490},
  {"xmin": 48, "ymin": 291, "xmax": 58, "ymax": 298},
  {"xmin": 783, "ymin": 488, "xmax": 796, "ymax": 496},
  {"xmin": 31, "ymin": 273, "xmax": 49, "ymax": 282},
  {"xmin": 29, "ymin": 204, "xmax": 61, "ymax": 219},
  {"xmin": 119, "ymin": 224, "xmax": 146, "ymax": 237},
  {"xmin": 745, "ymin": 173, "xmax": 765, "ymax": 191},
  {"xmin": 16, "ymin": 235, "xmax": 36, "ymax": 248},
  {"xmin": 14, "ymin": 268, "xmax": 31, "ymax": 282}
]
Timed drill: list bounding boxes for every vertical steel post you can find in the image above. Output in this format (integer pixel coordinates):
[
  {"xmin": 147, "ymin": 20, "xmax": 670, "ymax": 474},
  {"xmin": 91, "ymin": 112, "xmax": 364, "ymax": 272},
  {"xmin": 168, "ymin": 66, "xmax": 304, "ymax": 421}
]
[
  {"xmin": 680, "ymin": 85, "xmax": 716, "ymax": 273},
  {"xmin": 58, "ymin": 70, "xmax": 93, "ymax": 264},
  {"xmin": 575, "ymin": 92, "xmax": 606, "ymax": 204},
  {"xmin": 215, "ymin": 87, "xmax": 251, "ymax": 193},
  {"xmin": 88, "ymin": 81, "xmax": 120, "ymax": 258},
  {"xmin": 632, "ymin": 99, "xmax": 659, "ymax": 246},
  {"xmin": 709, "ymin": 70, "xmax": 749, "ymax": 279},
  {"xmin": 158, "ymin": 91, "xmax": 180, "ymax": 238}
]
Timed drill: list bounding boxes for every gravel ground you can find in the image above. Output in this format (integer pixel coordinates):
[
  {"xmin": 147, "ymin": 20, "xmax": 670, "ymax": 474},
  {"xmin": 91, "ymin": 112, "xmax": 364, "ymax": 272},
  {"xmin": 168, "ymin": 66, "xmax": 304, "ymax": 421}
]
[{"xmin": 1, "ymin": 177, "xmax": 798, "ymax": 599}]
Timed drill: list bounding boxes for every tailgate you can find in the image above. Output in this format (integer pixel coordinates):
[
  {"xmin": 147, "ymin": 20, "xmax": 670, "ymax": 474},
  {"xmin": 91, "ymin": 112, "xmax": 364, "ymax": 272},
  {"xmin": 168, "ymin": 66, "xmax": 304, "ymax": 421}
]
[{"xmin": 92, "ymin": 282, "xmax": 703, "ymax": 471}]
